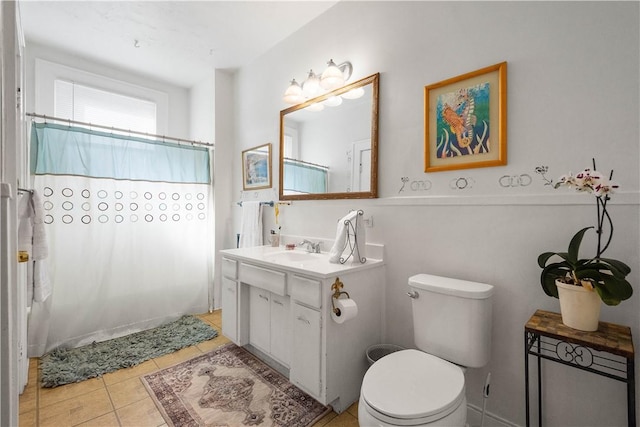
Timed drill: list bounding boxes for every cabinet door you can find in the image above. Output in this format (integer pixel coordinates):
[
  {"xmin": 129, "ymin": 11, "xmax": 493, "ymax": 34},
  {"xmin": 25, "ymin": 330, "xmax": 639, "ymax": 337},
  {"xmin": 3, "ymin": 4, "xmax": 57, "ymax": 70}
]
[
  {"xmin": 249, "ymin": 286, "xmax": 271, "ymax": 353},
  {"xmin": 290, "ymin": 303, "xmax": 322, "ymax": 399},
  {"xmin": 221, "ymin": 277, "xmax": 238, "ymax": 343},
  {"xmin": 270, "ymin": 293, "xmax": 291, "ymax": 366}
]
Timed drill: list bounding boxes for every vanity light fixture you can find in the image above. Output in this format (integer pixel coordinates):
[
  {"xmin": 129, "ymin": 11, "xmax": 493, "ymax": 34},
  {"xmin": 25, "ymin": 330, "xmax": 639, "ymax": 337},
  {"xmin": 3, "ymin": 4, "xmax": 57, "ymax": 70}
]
[{"xmin": 283, "ymin": 59, "xmax": 354, "ymax": 105}]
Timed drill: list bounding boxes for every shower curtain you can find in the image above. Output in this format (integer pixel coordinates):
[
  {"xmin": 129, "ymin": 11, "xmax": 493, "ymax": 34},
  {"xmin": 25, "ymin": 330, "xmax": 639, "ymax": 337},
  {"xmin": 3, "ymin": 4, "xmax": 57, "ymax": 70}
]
[{"xmin": 27, "ymin": 123, "xmax": 213, "ymax": 356}]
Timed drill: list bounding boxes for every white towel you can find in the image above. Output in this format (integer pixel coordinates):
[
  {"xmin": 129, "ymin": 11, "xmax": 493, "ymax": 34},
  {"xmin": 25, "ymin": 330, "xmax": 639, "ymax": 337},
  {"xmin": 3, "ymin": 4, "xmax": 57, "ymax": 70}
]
[
  {"xmin": 18, "ymin": 190, "xmax": 51, "ymax": 303},
  {"xmin": 239, "ymin": 201, "xmax": 263, "ymax": 248},
  {"xmin": 31, "ymin": 190, "xmax": 48, "ymax": 260},
  {"xmin": 18, "ymin": 194, "xmax": 33, "ymax": 256},
  {"xmin": 329, "ymin": 211, "xmax": 358, "ymax": 263},
  {"xmin": 18, "ymin": 194, "xmax": 35, "ymax": 306}
]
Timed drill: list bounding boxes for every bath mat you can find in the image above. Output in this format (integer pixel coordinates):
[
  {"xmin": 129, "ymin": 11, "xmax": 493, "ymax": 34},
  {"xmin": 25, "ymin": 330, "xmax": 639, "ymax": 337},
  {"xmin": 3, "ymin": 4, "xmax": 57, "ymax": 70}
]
[
  {"xmin": 142, "ymin": 342, "xmax": 331, "ymax": 427},
  {"xmin": 40, "ymin": 315, "xmax": 218, "ymax": 388}
]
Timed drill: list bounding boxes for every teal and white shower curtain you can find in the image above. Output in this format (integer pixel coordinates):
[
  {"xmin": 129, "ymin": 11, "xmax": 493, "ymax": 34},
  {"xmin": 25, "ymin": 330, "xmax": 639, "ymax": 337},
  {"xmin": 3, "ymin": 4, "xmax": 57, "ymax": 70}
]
[{"xmin": 28, "ymin": 123, "xmax": 213, "ymax": 356}]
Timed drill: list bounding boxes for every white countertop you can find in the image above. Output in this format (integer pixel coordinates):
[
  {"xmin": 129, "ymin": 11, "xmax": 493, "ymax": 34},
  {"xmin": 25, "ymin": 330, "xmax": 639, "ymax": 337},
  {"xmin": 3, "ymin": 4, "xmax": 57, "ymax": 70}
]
[{"xmin": 220, "ymin": 245, "xmax": 384, "ymax": 279}]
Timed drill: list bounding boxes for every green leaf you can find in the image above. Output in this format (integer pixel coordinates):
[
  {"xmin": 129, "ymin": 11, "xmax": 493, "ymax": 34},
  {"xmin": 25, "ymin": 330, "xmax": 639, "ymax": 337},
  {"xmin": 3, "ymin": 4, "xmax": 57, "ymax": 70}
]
[
  {"xmin": 540, "ymin": 263, "xmax": 571, "ymax": 298},
  {"xmin": 599, "ymin": 258, "xmax": 631, "ymax": 276},
  {"xmin": 567, "ymin": 227, "xmax": 593, "ymax": 264},
  {"xmin": 538, "ymin": 252, "xmax": 571, "ymax": 268}
]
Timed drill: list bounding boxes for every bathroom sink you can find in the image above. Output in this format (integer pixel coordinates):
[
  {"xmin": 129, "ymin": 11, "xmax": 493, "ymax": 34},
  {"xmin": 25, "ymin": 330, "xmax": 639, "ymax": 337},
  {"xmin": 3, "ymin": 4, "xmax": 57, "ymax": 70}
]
[{"xmin": 263, "ymin": 250, "xmax": 322, "ymax": 263}]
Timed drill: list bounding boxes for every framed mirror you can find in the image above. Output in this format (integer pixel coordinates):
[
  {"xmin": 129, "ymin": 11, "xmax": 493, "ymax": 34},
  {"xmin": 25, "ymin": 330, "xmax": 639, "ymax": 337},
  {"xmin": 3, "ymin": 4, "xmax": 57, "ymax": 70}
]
[{"xmin": 279, "ymin": 73, "xmax": 379, "ymax": 201}]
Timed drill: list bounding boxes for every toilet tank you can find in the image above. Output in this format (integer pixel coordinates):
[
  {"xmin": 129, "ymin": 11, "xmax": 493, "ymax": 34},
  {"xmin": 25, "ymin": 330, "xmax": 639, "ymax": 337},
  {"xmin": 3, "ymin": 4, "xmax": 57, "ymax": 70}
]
[{"xmin": 408, "ymin": 274, "xmax": 494, "ymax": 368}]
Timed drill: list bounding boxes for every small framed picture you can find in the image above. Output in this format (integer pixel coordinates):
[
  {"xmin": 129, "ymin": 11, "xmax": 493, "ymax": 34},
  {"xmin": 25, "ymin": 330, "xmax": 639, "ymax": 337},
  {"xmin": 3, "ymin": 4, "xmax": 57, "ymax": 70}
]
[
  {"xmin": 242, "ymin": 143, "xmax": 272, "ymax": 190},
  {"xmin": 424, "ymin": 62, "xmax": 507, "ymax": 172}
]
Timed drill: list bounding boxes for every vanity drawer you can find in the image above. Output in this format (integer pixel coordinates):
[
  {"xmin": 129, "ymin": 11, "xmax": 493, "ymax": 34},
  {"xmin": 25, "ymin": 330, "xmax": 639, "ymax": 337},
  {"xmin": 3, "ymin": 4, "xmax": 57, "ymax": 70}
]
[
  {"xmin": 221, "ymin": 257, "xmax": 237, "ymax": 279},
  {"xmin": 290, "ymin": 275, "xmax": 321, "ymax": 308},
  {"xmin": 239, "ymin": 262, "xmax": 287, "ymax": 296}
]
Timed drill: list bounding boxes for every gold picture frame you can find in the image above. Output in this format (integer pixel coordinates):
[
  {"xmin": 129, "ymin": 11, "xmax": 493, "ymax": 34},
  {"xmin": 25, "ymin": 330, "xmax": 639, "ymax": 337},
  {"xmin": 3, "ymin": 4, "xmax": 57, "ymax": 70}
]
[
  {"xmin": 242, "ymin": 143, "xmax": 272, "ymax": 190},
  {"xmin": 424, "ymin": 62, "xmax": 507, "ymax": 172}
]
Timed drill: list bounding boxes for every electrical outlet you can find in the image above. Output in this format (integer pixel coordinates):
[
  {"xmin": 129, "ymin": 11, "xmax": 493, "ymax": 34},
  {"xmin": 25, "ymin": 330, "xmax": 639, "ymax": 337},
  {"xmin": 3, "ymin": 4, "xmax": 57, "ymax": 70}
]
[{"xmin": 363, "ymin": 215, "xmax": 374, "ymax": 227}]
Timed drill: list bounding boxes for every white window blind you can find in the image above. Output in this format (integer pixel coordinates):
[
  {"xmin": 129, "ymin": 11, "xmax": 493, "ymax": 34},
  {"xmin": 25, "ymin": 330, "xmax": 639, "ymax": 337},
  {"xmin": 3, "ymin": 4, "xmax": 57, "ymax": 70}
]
[{"xmin": 54, "ymin": 80, "xmax": 157, "ymax": 134}]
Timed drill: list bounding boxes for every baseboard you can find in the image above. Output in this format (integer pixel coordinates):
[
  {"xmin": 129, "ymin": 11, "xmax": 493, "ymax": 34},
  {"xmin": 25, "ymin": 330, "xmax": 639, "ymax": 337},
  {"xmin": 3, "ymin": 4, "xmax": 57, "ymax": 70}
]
[{"xmin": 467, "ymin": 403, "xmax": 519, "ymax": 427}]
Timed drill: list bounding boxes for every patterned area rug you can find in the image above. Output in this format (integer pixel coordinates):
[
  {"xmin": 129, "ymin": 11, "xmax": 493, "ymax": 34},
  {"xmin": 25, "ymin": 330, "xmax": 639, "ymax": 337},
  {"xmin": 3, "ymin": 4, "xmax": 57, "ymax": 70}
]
[{"xmin": 142, "ymin": 343, "xmax": 331, "ymax": 427}]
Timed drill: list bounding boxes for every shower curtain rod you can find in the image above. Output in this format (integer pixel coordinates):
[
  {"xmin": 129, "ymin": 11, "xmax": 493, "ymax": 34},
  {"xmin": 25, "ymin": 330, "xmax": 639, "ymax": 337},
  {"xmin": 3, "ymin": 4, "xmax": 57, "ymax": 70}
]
[{"xmin": 26, "ymin": 112, "xmax": 215, "ymax": 149}]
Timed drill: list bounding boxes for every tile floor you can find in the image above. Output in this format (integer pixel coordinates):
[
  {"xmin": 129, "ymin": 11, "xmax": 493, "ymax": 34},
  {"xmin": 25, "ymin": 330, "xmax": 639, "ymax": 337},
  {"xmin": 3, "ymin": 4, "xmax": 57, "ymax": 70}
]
[{"xmin": 18, "ymin": 310, "xmax": 359, "ymax": 427}]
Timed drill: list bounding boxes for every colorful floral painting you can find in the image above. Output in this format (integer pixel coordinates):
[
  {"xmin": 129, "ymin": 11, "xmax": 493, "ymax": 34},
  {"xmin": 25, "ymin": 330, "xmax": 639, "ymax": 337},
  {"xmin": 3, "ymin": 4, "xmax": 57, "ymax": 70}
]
[{"xmin": 435, "ymin": 82, "xmax": 490, "ymax": 159}]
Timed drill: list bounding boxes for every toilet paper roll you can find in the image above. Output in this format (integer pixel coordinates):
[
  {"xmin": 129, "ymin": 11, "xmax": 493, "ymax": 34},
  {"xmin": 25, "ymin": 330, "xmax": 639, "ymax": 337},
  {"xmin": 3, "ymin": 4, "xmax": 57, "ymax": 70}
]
[{"xmin": 331, "ymin": 298, "xmax": 358, "ymax": 324}]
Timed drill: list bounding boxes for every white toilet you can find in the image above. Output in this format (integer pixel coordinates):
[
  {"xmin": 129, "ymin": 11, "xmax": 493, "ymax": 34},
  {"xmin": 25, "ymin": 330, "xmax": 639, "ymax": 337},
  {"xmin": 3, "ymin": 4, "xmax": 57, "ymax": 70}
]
[{"xmin": 359, "ymin": 274, "xmax": 494, "ymax": 426}]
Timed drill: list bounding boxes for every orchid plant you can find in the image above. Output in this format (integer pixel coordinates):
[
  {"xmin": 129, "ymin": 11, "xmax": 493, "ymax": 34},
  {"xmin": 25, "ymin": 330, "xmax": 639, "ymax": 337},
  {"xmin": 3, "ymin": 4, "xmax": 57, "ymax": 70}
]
[{"xmin": 537, "ymin": 160, "xmax": 632, "ymax": 306}]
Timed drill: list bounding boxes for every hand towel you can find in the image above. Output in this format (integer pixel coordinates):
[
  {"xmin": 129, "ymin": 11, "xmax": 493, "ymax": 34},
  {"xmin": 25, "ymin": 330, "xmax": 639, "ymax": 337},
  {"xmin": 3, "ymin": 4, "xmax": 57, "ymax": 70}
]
[
  {"xmin": 239, "ymin": 201, "xmax": 263, "ymax": 248},
  {"xmin": 328, "ymin": 210, "xmax": 358, "ymax": 263}
]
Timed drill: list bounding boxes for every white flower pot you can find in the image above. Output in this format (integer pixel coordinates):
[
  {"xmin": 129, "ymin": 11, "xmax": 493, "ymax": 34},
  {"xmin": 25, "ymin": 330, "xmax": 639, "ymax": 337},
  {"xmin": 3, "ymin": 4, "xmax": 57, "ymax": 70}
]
[{"xmin": 556, "ymin": 279, "xmax": 601, "ymax": 331}]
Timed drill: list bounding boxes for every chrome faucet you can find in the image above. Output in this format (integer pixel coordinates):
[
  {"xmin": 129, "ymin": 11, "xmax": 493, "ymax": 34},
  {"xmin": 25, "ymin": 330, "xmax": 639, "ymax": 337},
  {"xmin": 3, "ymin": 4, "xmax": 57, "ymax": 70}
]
[{"xmin": 299, "ymin": 239, "xmax": 322, "ymax": 253}]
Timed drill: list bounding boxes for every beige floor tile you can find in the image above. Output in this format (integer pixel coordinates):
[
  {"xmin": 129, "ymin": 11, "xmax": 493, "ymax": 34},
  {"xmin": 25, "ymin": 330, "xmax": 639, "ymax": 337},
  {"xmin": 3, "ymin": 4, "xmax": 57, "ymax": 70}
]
[
  {"xmin": 34, "ymin": 312, "xmax": 358, "ymax": 426},
  {"xmin": 28, "ymin": 358, "xmax": 39, "ymax": 382},
  {"xmin": 197, "ymin": 309, "xmax": 221, "ymax": 328},
  {"xmin": 102, "ymin": 359, "xmax": 158, "ymax": 386},
  {"xmin": 196, "ymin": 333, "xmax": 231, "ymax": 353},
  {"xmin": 19, "ymin": 381, "xmax": 37, "ymax": 414},
  {"xmin": 209, "ymin": 309, "xmax": 222, "ymax": 328},
  {"xmin": 312, "ymin": 410, "xmax": 339, "ymax": 426},
  {"xmin": 152, "ymin": 345, "xmax": 202, "ymax": 369},
  {"xmin": 107, "ymin": 376, "xmax": 150, "ymax": 409},
  {"xmin": 346, "ymin": 401, "xmax": 359, "ymax": 418},
  {"xmin": 323, "ymin": 410, "xmax": 359, "ymax": 427},
  {"xmin": 18, "ymin": 409, "xmax": 36, "ymax": 427},
  {"xmin": 38, "ymin": 388, "xmax": 113, "ymax": 427},
  {"xmin": 75, "ymin": 411, "xmax": 119, "ymax": 427},
  {"xmin": 116, "ymin": 396, "xmax": 165, "ymax": 427},
  {"xmin": 39, "ymin": 377, "xmax": 105, "ymax": 408}
]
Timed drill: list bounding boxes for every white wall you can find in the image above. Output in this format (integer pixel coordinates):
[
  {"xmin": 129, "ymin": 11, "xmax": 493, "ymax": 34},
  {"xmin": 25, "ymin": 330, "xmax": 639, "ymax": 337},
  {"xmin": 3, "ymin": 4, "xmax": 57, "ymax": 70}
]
[{"xmin": 230, "ymin": 2, "xmax": 640, "ymax": 426}]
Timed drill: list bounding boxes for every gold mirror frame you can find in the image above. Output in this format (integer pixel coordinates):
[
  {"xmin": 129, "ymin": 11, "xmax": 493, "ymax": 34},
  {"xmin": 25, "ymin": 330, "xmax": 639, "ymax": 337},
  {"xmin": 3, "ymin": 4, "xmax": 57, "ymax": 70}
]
[{"xmin": 279, "ymin": 73, "xmax": 379, "ymax": 201}]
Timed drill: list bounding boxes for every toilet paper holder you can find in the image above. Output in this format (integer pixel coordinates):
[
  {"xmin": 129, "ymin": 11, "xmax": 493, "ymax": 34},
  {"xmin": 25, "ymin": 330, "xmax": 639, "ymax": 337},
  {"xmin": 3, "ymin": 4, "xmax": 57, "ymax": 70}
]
[{"xmin": 331, "ymin": 277, "xmax": 350, "ymax": 315}]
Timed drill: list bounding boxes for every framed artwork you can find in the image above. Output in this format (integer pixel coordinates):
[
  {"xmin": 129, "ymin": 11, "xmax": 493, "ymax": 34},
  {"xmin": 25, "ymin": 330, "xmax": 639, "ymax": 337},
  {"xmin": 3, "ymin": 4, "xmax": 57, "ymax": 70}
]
[
  {"xmin": 424, "ymin": 62, "xmax": 507, "ymax": 172},
  {"xmin": 242, "ymin": 143, "xmax": 272, "ymax": 190}
]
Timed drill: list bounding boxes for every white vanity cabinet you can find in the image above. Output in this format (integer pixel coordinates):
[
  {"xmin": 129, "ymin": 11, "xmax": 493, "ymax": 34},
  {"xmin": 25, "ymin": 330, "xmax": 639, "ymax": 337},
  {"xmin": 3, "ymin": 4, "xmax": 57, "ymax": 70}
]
[
  {"xmin": 291, "ymin": 301, "xmax": 321, "ymax": 397},
  {"xmin": 218, "ymin": 245, "xmax": 384, "ymax": 414},
  {"xmin": 248, "ymin": 286, "xmax": 290, "ymax": 366},
  {"xmin": 220, "ymin": 257, "xmax": 239, "ymax": 343}
]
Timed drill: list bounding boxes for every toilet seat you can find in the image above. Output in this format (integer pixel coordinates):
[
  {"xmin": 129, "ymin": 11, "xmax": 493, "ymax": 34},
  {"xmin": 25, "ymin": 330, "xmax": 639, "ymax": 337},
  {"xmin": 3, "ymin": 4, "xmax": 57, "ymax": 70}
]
[{"xmin": 361, "ymin": 349, "xmax": 465, "ymax": 425}]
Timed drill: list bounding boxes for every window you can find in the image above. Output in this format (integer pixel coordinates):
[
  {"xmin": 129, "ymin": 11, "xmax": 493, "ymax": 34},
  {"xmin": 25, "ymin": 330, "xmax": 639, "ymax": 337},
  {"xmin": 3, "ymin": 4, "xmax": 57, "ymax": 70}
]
[
  {"xmin": 34, "ymin": 58, "xmax": 169, "ymax": 135},
  {"xmin": 54, "ymin": 80, "xmax": 157, "ymax": 134}
]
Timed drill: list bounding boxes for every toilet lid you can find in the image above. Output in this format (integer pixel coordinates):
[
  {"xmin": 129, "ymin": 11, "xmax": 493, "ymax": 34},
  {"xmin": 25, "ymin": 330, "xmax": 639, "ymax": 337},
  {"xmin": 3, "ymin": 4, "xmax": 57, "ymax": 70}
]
[{"xmin": 361, "ymin": 349, "xmax": 465, "ymax": 422}]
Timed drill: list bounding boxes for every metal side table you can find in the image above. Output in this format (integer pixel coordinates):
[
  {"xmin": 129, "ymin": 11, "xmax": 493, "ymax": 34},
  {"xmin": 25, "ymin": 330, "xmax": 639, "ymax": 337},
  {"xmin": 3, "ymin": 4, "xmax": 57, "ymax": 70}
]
[{"xmin": 525, "ymin": 309, "xmax": 635, "ymax": 427}]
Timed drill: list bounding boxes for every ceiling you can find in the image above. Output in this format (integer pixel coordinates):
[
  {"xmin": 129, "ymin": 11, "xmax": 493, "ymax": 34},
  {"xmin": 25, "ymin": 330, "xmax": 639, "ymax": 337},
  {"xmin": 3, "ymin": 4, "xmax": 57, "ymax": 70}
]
[{"xmin": 19, "ymin": 1, "xmax": 339, "ymax": 88}]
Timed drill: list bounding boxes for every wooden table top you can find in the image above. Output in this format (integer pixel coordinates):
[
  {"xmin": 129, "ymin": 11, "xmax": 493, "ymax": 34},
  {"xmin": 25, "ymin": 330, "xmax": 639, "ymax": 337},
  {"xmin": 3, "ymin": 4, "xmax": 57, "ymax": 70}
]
[{"xmin": 525, "ymin": 309, "xmax": 634, "ymax": 359}]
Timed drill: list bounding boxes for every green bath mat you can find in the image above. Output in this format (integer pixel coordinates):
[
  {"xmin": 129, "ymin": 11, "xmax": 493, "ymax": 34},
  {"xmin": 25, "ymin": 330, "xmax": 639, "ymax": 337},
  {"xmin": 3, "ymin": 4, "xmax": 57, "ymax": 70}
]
[{"xmin": 40, "ymin": 315, "xmax": 218, "ymax": 388}]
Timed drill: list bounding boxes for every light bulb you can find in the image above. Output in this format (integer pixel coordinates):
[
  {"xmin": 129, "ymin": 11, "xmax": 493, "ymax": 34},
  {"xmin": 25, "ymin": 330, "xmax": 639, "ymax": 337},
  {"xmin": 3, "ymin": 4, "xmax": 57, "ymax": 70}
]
[
  {"xmin": 302, "ymin": 70, "xmax": 321, "ymax": 98},
  {"xmin": 320, "ymin": 59, "xmax": 345, "ymax": 90},
  {"xmin": 283, "ymin": 79, "xmax": 304, "ymax": 104}
]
